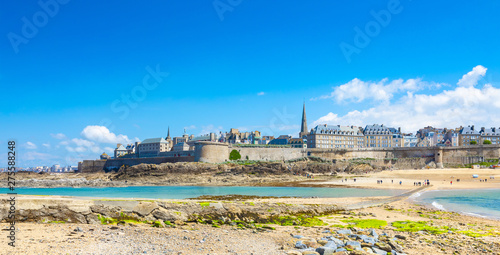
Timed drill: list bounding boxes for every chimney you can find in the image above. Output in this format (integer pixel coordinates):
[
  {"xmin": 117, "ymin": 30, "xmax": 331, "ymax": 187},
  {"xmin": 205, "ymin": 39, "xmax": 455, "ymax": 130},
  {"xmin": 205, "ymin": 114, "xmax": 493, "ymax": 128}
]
[
  {"xmin": 398, "ymin": 127, "xmax": 401, "ymax": 133},
  {"xmin": 471, "ymin": 125, "xmax": 474, "ymax": 130}
]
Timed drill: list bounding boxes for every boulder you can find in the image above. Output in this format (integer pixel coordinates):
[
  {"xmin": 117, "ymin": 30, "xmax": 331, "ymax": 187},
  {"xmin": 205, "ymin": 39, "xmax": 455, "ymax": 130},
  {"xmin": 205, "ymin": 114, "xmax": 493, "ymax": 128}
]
[
  {"xmin": 132, "ymin": 202, "xmax": 158, "ymax": 216},
  {"xmin": 315, "ymin": 247, "xmax": 335, "ymax": 255}
]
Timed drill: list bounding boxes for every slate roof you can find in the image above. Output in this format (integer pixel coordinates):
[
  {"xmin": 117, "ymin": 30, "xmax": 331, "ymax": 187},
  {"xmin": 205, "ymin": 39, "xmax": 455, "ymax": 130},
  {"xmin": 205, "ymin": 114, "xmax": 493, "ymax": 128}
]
[
  {"xmin": 116, "ymin": 145, "xmax": 127, "ymax": 151},
  {"xmin": 141, "ymin": 137, "xmax": 168, "ymax": 144},
  {"xmin": 311, "ymin": 124, "xmax": 363, "ymax": 135}
]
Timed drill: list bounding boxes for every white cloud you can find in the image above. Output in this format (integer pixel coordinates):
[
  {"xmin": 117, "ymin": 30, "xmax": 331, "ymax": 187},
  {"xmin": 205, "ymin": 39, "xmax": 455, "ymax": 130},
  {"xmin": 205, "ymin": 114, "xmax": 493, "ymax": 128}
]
[
  {"xmin": 81, "ymin": 125, "xmax": 131, "ymax": 144},
  {"xmin": 457, "ymin": 65, "xmax": 487, "ymax": 87},
  {"xmin": 50, "ymin": 133, "xmax": 66, "ymax": 140},
  {"xmin": 25, "ymin": 141, "xmax": 37, "ymax": 149},
  {"xmin": 313, "ymin": 65, "xmax": 500, "ymax": 133},
  {"xmin": 42, "ymin": 143, "xmax": 50, "ymax": 149},
  {"xmin": 312, "ymin": 78, "xmax": 442, "ymax": 103},
  {"xmin": 199, "ymin": 125, "xmax": 224, "ymax": 135},
  {"xmin": 59, "ymin": 140, "xmax": 69, "ymax": 146},
  {"xmin": 104, "ymin": 147, "xmax": 114, "ymax": 153},
  {"xmin": 72, "ymin": 138, "xmax": 95, "ymax": 147},
  {"xmin": 257, "ymin": 92, "xmax": 265, "ymax": 96},
  {"xmin": 184, "ymin": 125, "xmax": 196, "ymax": 130}
]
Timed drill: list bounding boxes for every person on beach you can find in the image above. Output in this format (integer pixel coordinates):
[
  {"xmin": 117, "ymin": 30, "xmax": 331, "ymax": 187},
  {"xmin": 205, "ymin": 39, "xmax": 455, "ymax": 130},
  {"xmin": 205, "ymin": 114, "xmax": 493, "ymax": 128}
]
[
  {"xmin": 450, "ymin": 181, "xmax": 452, "ymax": 185},
  {"xmin": 399, "ymin": 181, "xmax": 402, "ymax": 185}
]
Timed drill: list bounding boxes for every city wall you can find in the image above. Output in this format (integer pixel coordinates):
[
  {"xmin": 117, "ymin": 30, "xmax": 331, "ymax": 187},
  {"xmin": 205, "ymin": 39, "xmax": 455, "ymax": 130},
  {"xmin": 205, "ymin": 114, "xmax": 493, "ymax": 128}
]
[
  {"xmin": 79, "ymin": 144, "xmax": 500, "ymax": 172},
  {"xmin": 78, "ymin": 156, "xmax": 194, "ymax": 173}
]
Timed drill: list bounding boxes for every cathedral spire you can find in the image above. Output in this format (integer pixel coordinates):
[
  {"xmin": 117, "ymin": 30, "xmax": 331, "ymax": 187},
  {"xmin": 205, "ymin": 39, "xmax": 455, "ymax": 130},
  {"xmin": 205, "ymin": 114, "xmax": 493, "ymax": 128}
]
[
  {"xmin": 300, "ymin": 102, "xmax": 308, "ymax": 138},
  {"xmin": 166, "ymin": 126, "xmax": 171, "ymax": 139}
]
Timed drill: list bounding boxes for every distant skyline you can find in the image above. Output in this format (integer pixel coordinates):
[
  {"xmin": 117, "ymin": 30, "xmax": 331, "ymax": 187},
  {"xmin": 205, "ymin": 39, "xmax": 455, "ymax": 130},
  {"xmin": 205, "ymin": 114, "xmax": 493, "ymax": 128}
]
[{"xmin": 2, "ymin": 1, "xmax": 500, "ymax": 167}]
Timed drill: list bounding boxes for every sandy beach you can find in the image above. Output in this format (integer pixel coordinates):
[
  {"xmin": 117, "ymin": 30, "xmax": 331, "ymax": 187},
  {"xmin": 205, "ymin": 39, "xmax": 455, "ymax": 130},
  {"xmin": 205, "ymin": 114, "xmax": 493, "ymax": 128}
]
[{"xmin": 313, "ymin": 168, "xmax": 500, "ymax": 191}]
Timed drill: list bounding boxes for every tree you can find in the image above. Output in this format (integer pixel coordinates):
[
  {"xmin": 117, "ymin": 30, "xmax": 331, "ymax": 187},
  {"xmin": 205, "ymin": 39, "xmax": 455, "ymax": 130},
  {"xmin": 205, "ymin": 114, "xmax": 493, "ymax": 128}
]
[
  {"xmin": 483, "ymin": 140, "xmax": 492, "ymax": 145},
  {"xmin": 470, "ymin": 140, "xmax": 477, "ymax": 145},
  {"xmin": 229, "ymin": 149, "xmax": 241, "ymax": 160}
]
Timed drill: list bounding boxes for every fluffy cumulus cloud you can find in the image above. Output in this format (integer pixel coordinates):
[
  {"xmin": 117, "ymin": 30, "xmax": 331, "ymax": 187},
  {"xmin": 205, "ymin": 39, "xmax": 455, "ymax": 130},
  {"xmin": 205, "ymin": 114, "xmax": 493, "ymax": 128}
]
[
  {"xmin": 313, "ymin": 65, "xmax": 500, "ymax": 132},
  {"xmin": 81, "ymin": 125, "xmax": 131, "ymax": 144},
  {"xmin": 313, "ymin": 78, "xmax": 442, "ymax": 103},
  {"xmin": 457, "ymin": 65, "xmax": 487, "ymax": 87}
]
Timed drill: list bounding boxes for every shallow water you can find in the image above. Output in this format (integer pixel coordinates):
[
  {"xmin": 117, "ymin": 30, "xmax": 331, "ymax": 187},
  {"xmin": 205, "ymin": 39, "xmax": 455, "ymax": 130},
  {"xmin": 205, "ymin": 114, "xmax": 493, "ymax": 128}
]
[
  {"xmin": 0, "ymin": 186, "xmax": 402, "ymax": 199},
  {"xmin": 412, "ymin": 189, "xmax": 500, "ymax": 220}
]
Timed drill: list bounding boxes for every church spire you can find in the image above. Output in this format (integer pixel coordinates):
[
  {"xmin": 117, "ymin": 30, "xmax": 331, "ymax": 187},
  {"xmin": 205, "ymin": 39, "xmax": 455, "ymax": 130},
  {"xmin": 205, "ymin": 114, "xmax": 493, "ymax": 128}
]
[
  {"xmin": 300, "ymin": 102, "xmax": 308, "ymax": 138},
  {"xmin": 166, "ymin": 126, "xmax": 171, "ymax": 139}
]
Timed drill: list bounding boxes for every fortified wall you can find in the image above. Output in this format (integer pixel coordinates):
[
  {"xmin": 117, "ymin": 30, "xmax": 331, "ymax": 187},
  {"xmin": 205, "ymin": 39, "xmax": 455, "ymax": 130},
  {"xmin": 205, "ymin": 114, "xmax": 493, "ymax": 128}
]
[
  {"xmin": 194, "ymin": 142, "xmax": 500, "ymax": 166},
  {"xmin": 78, "ymin": 143, "xmax": 500, "ymax": 172},
  {"xmin": 78, "ymin": 156, "xmax": 194, "ymax": 173}
]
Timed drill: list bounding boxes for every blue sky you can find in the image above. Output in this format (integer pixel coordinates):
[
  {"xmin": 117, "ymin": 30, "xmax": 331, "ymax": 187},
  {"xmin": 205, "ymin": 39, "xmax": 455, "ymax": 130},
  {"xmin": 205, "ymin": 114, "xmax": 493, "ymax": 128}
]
[{"xmin": 1, "ymin": 0, "xmax": 500, "ymax": 167}]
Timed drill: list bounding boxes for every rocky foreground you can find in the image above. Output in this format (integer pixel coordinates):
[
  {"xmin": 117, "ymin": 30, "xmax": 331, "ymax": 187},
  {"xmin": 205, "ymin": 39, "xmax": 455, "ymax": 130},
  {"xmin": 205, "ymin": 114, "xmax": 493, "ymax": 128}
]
[{"xmin": 1, "ymin": 195, "xmax": 499, "ymax": 254}]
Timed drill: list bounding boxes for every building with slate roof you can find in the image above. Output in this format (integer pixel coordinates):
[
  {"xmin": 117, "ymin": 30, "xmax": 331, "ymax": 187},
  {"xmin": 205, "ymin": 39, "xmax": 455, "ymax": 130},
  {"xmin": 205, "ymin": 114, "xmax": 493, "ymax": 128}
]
[
  {"xmin": 114, "ymin": 144, "xmax": 128, "ymax": 158},
  {"xmin": 363, "ymin": 124, "xmax": 403, "ymax": 148},
  {"xmin": 307, "ymin": 124, "xmax": 364, "ymax": 149},
  {"xmin": 459, "ymin": 125, "xmax": 481, "ymax": 146},
  {"xmin": 137, "ymin": 137, "xmax": 171, "ymax": 157},
  {"xmin": 480, "ymin": 127, "xmax": 500, "ymax": 145}
]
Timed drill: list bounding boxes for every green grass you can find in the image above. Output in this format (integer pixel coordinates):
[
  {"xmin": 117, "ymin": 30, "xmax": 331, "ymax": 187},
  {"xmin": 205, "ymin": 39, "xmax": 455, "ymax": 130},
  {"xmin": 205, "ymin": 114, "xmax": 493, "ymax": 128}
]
[
  {"xmin": 340, "ymin": 219, "xmax": 387, "ymax": 229},
  {"xmin": 152, "ymin": 221, "xmax": 163, "ymax": 228},
  {"xmin": 457, "ymin": 230, "xmax": 489, "ymax": 237},
  {"xmin": 330, "ymin": 224, "xmax": 346, "ymax": 228},
  {"xmin": 269, "ymin": 215, "xmax": 327, "ymax": 227},
  {"xmin": 199, "ymin": 202, "xmax": 210, "ymax": 208},
  {"xmin": 392, "ymin": 221, "xmax": 455, "ymax": 235},
  {"xmin": 48, "ymin": 220, "xmax": 65, "ymax": 224}
]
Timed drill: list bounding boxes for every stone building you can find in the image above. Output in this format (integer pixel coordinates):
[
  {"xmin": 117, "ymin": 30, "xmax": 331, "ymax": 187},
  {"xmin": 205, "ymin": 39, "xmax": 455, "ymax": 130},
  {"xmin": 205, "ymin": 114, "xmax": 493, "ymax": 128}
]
[
  {"xmin": 114, "ymin": 144, "xmax": 128, "ymax": 158},
  {"xmin": 480, "ymin": 127, "xmax": 500, "ymax": 144},
  {"xmin": 307, "ymin": 124, "xmax": 365, "ymax": 149},
  {"xmin": 459, "ymin": 125, "xmax": 481, "ymax": 146},
  {"xmin": 403, "ymin": 133, "xmax": 417, "ymax": 147},
  {"xmin": 137, "ymin": 137, "xmax": 171, "ymax": 157},
  {"xmin": 363, "ymin": 124, "xmax": 403, "ymax": 148},
  {"xmin": 269, "ymin": 135, "xmax": 292, "ymax": 145},
  {"xmin": 223, "ymin": 128, "xmax": 261, "ymax": 144},
  {"xmin": 289, "ymin": 138, "xmax": 306, "ymax": 148},
  {"xmin": 416, "ymin": 127, "xmax": 459, "ymax": 147}
]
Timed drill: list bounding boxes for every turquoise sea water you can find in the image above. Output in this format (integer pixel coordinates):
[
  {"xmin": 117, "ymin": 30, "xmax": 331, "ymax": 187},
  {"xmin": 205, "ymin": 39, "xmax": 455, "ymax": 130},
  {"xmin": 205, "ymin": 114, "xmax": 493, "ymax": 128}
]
[
  {"xmin": 0, "ymin": 186, "xmax": 401, "ymax": 199},
  {"xmin": 412, "ymin": 189, "xmax": 500, "ymax": 219}
]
